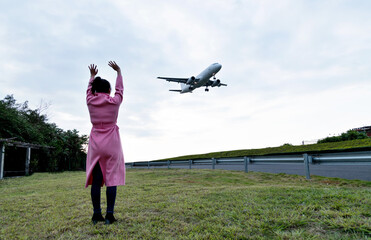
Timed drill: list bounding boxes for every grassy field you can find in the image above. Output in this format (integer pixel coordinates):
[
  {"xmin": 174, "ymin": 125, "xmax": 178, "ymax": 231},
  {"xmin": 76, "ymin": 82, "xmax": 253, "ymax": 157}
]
[{"xmin": 0, "ymin": 169, "xmax": 370, "ymax": 239}]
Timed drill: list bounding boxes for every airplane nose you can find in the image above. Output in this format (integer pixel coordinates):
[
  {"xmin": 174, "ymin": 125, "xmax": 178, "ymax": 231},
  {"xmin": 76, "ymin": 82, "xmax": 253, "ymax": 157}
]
[{"xmin": 217, "ymin": 64, "xmax": 222, "ymax": 70}]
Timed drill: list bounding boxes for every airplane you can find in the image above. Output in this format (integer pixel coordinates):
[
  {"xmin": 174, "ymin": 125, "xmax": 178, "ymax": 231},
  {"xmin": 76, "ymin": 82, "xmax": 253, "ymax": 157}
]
[{"xmin": 157, "ymin": 63, "xmax": 226, "ymax": 93}]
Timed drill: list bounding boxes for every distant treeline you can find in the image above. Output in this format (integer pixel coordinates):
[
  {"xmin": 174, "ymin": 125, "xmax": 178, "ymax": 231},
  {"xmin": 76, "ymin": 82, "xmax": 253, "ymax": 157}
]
[
  {"xmin": 0, "ymin": 95, "xmax": 88, "ymax": 172},
  {"xmin": 317, "ymin": 130, "xmax": 368, "ymax": 143}
]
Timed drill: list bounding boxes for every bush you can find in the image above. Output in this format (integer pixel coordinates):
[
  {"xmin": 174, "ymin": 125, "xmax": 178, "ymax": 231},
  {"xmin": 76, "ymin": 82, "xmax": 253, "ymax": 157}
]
[{"xmin": 318, "ymin": 130, "xmax": 368, "ymax": 144}]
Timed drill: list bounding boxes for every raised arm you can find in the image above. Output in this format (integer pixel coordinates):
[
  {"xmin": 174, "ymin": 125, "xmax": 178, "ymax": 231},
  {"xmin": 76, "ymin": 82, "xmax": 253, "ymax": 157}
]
[
  {"xmin": 87, "ymin": 64, "xmax": 98, "ymax": 102},
  {"xmin": 108, "ymin": 61, "xmax": 121, "ymax": 77},
  {"xmin": 108, "ymin": 61, "xmax": 124, "ymax": 104}
]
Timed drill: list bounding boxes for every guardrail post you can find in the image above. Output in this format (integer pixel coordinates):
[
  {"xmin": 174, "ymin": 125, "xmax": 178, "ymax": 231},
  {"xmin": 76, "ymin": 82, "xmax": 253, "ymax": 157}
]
[
  {"xmin": 167, "ymin": 160, "xmax": 170, "ymax": 169},
  {"xmin": 303, "ymin": 153, "xmax": 310, "ymax": 179},
  {"xmin": 244, "ymin": 156, "xmax": 250, "ymax": 173},
  {"xmin": 189, "ymin": 160, "xmax": 192, "ymax": 169},
  {"xmin": 212, "ymin": 158, "xmax": 216, "ymax": 169},
  {"xmin": 0, "ymin": 144, "xmax": 4, "ymax": 179}
]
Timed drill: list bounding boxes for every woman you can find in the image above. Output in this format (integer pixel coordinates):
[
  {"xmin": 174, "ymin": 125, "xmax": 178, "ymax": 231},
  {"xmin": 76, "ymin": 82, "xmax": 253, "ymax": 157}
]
[{"xmin": 86, "ymin": 61, "xmax": 125, "ymax": 225}]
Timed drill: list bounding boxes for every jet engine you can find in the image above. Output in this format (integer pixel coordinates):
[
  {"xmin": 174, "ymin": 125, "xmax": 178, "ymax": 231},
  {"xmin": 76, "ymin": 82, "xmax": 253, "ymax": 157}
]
[
  {"xmin": 186, "ymin": 76, "xmax": 196, "ymax": 85},
  {"xmin": 211, "ymin": 79, "xmax": 221, "ymax": 87},
  {"xmin": 181, "ymin": 85, "xmax": 194, "ymax": 93}
]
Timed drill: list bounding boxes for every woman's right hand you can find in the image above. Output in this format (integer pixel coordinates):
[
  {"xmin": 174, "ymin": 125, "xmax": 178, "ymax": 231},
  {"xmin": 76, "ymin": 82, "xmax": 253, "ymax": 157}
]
[{"xmin": 108, "ymin": 61, "xmax": 121, "ymax": 73}]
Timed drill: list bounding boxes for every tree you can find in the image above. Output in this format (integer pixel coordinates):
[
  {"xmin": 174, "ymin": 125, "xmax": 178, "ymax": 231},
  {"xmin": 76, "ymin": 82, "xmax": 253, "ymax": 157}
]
[
  {"xmin": 317, "ymin": 130, "xmax": 368, "ymax": 144},
  {"xmin": 0, "ymin": 95, "xmax": 88, "ymax": 172}
]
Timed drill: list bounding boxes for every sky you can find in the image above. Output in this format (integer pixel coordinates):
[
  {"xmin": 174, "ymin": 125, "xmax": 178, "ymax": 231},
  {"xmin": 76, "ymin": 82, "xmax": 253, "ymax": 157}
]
[{"xmin": 1, "ymin": 0, "xmax": 371, "ymax": 162}]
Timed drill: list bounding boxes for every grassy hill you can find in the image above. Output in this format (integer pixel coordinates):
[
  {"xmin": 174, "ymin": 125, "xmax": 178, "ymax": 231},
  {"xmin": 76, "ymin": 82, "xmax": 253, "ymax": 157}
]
[{"xmin": 155, "ymin": 138, "xmax": 371, "ymax": 161}]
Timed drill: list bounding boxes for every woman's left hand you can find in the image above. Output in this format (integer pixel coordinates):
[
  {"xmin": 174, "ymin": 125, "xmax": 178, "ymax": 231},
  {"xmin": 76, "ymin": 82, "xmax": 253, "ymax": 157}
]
[{"xmin": 89, "ymin": 64, "xmax": 98, "ymax": 77}]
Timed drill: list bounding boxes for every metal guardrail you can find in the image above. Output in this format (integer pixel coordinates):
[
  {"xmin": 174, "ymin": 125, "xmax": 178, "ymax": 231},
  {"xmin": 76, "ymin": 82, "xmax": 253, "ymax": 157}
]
[{"xmin": 125, "ymin": 151, "xmax": 371, "ymax": 179}]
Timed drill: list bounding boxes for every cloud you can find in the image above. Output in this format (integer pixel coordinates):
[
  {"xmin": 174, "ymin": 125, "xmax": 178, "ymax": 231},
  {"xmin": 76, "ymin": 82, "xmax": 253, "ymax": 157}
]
[{"xmin": 1, "ymin": 0, "xmax": 371, "ymax": 162}]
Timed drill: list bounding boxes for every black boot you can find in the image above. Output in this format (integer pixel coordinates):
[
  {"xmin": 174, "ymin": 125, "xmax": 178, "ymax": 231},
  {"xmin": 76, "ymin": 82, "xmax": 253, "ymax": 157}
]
[
  {"xmin": 105, "ymin": 213, "xmax": 117, "ymax": 225},
  {"xmin": 92, "ymin": 213, "xmax": 105, "ymax": 224}
]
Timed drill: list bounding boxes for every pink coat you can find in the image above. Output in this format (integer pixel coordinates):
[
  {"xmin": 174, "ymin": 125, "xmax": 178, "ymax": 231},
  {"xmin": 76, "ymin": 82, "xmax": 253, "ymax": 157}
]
[{"xmin": 85, "ymin": 74, "xmax": 125, "ymax": 188}]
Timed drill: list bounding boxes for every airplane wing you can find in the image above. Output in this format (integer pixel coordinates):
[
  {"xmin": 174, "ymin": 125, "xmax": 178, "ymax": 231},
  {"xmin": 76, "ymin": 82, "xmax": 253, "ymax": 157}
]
[{"xmin": 157, "ymin": 77, "xmax": 188, "ymax": 83}]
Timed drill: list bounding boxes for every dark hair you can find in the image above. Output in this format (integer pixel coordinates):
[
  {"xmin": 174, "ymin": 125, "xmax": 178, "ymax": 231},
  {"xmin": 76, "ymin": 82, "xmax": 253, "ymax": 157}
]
[{"xmin": 91, "ymin": 76, "xmax": 111, "ymax": 94}]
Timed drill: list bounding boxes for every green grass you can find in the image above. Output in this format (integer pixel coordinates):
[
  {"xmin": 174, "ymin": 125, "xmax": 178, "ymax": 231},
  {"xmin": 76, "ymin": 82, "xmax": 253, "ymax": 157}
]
[
  {"xmin": 155, "ymin": 138, "xmax": 371, "ymax": 161},
  {"xmin": 0, "ymin": 169, "xmax": 370, "ymax": 239}
]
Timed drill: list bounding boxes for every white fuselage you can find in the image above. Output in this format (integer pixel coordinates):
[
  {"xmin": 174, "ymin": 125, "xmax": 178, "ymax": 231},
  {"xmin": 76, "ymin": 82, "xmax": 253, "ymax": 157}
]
[{"xmin": 181, "ymin": 63, "xmax": 222, "ymax": 93}]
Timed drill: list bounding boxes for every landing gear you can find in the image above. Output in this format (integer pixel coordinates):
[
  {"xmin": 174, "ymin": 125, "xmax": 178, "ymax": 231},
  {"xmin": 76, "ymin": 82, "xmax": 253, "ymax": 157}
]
[{"xmin": 205, "ymin": 88, "xmax": 209, "ymax": 92}]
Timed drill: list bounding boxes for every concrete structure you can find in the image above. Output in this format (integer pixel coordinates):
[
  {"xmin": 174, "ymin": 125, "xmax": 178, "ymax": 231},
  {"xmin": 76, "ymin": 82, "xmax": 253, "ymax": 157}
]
[
  {"xmin": 0, "ymin": 138, "xmax": 52, "ymax": 179},
  {"xmin": 353, "ymin": 126, "xmax": 371, "ymax": 137}
]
